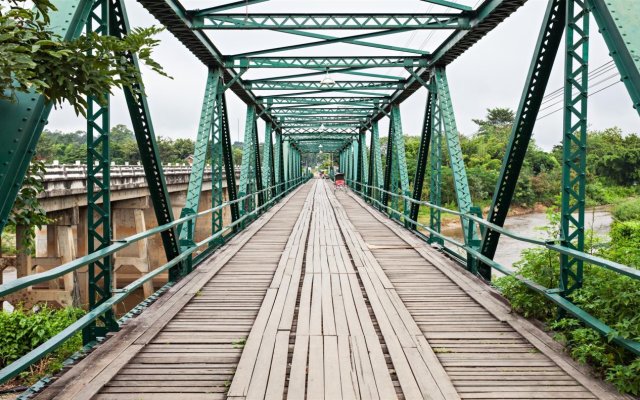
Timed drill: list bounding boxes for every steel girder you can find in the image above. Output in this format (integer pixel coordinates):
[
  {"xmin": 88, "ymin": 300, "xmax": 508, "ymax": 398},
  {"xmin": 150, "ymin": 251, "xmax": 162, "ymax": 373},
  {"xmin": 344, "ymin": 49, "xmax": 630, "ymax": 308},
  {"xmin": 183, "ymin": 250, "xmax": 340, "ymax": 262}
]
[
  {"xmin": 282, "ymin": 127, "xmax": 360, "ymax": 135},
  {"xmin": 589, "ymin": 0, "xmax": 640, "ymax": 114},
  {"xmin": 238, "ymin": 105, "xmax": 264, "ymax": 217},
  {"xmin": 85, "ymin": 0, "xmax": 118, "ymax": 343},
  {"xmin": 110, "ymin": 0, "xmax": 183, "ymax": 281},
  {"xmin": 429, "ymin": 87, "xmax": 444, "ymax": 245},
  {"xmin": 409, "ymin": 85, "xmax": 435, "ymax": 231},
  {"xmin": 434, "ymin": 68, "xmax": 476, "ymax": 245},
  {"xmin": 480, "ymin": 0, "xmax": 565, "ymax": 279},
  {"xmin": 560, "ymin": 0, "xmax": 589, "ymax": 295},
  {"xmin": 274, "ymin": 130, "xmax": 284, "ymax": 195},
  {"xmin": 246, "ymin": 81, "xmax": 404, "ymax": 91},
  {"xmin": 271, "ymin": 108, "xmax": 374, "ymax": 116},
  {"xmin": 178, "ymin": 68, "xmax": 237, "ymax": 254},
  {"xmin": 178, "ymin": 69, "xmax": 221, "ymax": 248},
  {"xmin": 0, "ymin": 0, "xmax": 94, "ymax": 232},
  {"xmin": 226, "ymin": 57, "xmax": 428, "ymax": 69},
  {"xmin": 367, "ymin": 121, "xmax": 384, "ymax": 203},
  {"xmin": 261, "ymin": 97, "xmax": 388, "ymax": 105},
  {"xmin": 381, "ymin": 105, "xmax": 410, "ymax": 219},
  {"xmin": 262, "ymin": 123, "xmax": 276, "ymax": 201},
  {"xmin": 193, "ymin": 13, "xmax": 469, "ymax": 30}
]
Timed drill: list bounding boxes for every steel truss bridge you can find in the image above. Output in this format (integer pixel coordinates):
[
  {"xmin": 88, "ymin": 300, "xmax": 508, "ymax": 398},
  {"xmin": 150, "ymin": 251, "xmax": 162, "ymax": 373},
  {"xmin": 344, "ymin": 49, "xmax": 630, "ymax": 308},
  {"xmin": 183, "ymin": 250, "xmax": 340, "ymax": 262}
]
[{"xmin": 0, "ymin": 0, "xmax": 639, "ymax": 399}]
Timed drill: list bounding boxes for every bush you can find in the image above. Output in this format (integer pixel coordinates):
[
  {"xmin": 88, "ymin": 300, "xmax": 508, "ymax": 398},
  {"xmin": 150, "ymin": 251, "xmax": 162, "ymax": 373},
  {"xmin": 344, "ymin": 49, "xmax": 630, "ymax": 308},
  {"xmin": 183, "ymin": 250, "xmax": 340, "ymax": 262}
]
[
  {"xmin": 613, "ymin": 199, "xmax": 640, "ymax": 222},
  {"xmin": 495, "ymin": 218, "xmax": 640, "ymax": 395},
  {"xmin": 0, "ymin": 305, "xmax": 85, "ymax": 385}
]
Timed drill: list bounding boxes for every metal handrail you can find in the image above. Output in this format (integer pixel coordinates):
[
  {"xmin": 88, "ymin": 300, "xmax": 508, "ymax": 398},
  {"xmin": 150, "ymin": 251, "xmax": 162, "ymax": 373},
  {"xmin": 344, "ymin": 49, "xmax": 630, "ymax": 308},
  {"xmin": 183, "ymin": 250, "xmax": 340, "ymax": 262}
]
[
  {"xmin": 345, "ymin": 179, "xmax": 640, "ymax": 355},
  {"xmin": 0, "ymin": 176, "xmax": 308, "ymax": 383}
]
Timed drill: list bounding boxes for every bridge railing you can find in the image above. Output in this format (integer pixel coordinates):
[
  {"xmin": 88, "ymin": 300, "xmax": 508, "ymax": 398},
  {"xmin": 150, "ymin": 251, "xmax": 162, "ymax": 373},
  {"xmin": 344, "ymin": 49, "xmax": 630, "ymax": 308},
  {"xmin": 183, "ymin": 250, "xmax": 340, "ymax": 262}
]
[
  {"xmin": 0, "ymin": 175, "xmax": 308, "ymax": 384},
  {"xmin": 345, "ymin": 179, "xmax": 640, "ymax": 356}
]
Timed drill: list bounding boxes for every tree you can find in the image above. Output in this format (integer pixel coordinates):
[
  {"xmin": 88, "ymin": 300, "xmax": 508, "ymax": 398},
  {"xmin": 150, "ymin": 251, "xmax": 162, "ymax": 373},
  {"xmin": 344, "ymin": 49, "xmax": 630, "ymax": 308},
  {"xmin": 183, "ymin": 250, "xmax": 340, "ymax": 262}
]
[
  {"xmin": 0, "ymin": 0, "xmax": 168, "ymax": 116},
  {"xmin": 472, "ymin": 107, "xmax": 515, "ymax": 135}
]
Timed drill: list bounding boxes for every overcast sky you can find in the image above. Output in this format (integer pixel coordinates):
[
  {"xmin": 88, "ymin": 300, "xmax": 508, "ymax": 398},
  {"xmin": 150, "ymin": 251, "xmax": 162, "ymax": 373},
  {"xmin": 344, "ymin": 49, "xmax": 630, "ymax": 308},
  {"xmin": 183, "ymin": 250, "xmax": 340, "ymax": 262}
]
[{"xmin": 47, "ymin": 0, "xmax": 638, "ymax": 151}]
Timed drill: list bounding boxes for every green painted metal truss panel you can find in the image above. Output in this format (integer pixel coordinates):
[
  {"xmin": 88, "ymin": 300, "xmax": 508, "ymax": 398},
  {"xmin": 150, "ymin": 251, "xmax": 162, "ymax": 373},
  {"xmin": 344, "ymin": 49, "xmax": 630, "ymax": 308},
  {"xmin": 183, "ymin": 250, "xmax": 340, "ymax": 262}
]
[{"xmin": 193, "ymin": 13, "xmax": 469, "ymax": 30}]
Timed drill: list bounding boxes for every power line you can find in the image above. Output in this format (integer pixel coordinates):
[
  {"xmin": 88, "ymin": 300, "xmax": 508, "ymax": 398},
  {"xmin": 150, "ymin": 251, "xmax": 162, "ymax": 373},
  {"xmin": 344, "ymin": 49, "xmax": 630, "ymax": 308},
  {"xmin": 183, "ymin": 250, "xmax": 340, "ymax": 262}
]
[{"xmin": 536, "ymin": 80, "xmax": 622, "ymax": 121}]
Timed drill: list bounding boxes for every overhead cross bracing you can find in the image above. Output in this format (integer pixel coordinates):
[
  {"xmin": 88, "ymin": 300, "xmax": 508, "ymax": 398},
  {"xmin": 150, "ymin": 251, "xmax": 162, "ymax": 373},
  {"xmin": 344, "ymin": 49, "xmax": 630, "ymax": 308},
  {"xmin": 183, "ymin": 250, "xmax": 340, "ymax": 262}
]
[{"xmin": 134, "ymin": 0, "xmax": 529, "ymax": 151}]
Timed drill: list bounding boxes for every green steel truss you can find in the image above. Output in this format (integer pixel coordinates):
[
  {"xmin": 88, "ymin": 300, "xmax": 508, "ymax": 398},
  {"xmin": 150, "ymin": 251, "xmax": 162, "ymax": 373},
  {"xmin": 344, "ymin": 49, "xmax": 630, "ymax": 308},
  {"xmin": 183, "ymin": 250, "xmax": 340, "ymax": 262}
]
[
  {"xmin": 85, "ymin": 0, "xmax": 118, "ymax": 342},
  {"xmin": 110, "ymin": 0, "xmax": 182, "ymax": 281},
  {"xmin": 409, "ymin": 85, "xmax": 434, "ymax": 230},
  {"xmin": 238, "ymin": 105, "xmax": 264, "ymax": 217},
  {"xmin": 246, "ymin": 81, "xmax": 403, "ymax": 91},
  {"xmin": 481, "ymin": 0, "xmax": 566, "ymax": 279},
  {"xmin": 194, "ymin": 13, "xmax": 468, "ymax": 30},
  {"xmin": 226, "ymin": 57, "xmax": 428, "ymax": 69},
  {"xmin": 3, "ymin": 0, "xmax": 640, "ymax": 375},
  {"xmin": 560, "ymin": 0, "xmax": 589, "ymax": 295}
]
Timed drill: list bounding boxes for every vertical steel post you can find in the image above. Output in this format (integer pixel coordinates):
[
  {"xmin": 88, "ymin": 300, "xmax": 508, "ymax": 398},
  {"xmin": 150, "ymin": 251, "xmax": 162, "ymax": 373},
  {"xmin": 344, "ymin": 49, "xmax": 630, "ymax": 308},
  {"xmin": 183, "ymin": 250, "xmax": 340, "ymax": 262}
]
[
  {"xmin": 368, "ymin": 121, "xmax": 384, "ymax": 205},
  {"xmin": 239, "ymin": 105, "xmax": 258, "ymax": 216},
  {"xmin": 429, "ymin": 81, "xmax": 443, "ymax": 245},
  {"xmin": 560, "ymin": 0, "xmax": 589, "ymax": 295},
  {"xmin": 382, "ymin": 121, "xmax": 393, "ymax": 209},
  {"xmin": 110, "ymin": 0, "xmax": 182, "ymax": 281},
  {"xmin": 434, "ymin": 68, "xmax": 478, "ymax": 254},
  {"xmin": 263, "ymin": 123, "xmax": 275, "ymax": 202},
  {"xmin": 179, "ymin": 69, "xmax": 221, "ymax": 252},
  {"xmin": 274, "ymin": 129, "xmax": 284, "ymax": 195},
  {"xmin": 409, "ymin": 88, "xmax": 435, "ymax": 230},
  {"xmin": 84, "ymin": 0, "xmax": 118, "ymax": 343}
]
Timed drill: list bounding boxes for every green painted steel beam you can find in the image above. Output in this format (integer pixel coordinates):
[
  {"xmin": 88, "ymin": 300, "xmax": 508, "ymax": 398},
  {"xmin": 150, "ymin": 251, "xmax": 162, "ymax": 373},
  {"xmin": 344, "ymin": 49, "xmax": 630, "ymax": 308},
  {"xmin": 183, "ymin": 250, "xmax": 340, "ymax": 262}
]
[
  {"xmin": 193, "ymin": 13, "xmax": 469, "ymax": 30},
  {"xmin": 136, "ymin": 0, "xmax": 278, "ymax": 127},
  {"xmin": 589, "ymin": 0, "xmax": 640, "ymax": 113},
  {"xmin": 178, "ymin": 69, "xmax": 221, "ymax": 245},
  {"xmin": 282, "ymin": 128, "xmax": 360, "ymax": 135},
  {"xmin": 0, "ymin": 0, "xmax": 94, "ymax": 232},
  {"xmin": 271, "ymin": 108, "xmax": 374, "ymax": 115},
  {"xmin": 265, "ymin": 89, "xmax": 390, "ymax": 98},
  {"xmin": 409, "ymin": 85, "xmax": 434, "ymax": 230},
  {"xmin": 256, "ymin": 68, "xmax": 405, "ymax": 82},
  {"xmin": 373, "ymin": 0, "xmax": 526, "ymax": 122},
  {"xmin": 434, "ymin": 68, "xmax": 476, "ymax": 247},
  {"xmin": 260, "ymin": 97, "xmax": 389, "ymax": 105},
  {"xmin": 84, "ymin": 0, "xmax": 118, "ymax": 343},
  {"xmin": 110, "ymin": 0, "xmax": 182, "ymax": 280},
  {"xmin": 560, "ymin": 0, "xmax": 589, "ymax": 295},
  {"xmin": 481, "ymin": 0, "xmax": 565, "ymax": 278},
  {"xmin": 246, "ymin": 81, "xmax": 404, "ymax": 90},
  {"xmin": 226, "ymin": 56, "xmax": 428, "ymax": 69}
]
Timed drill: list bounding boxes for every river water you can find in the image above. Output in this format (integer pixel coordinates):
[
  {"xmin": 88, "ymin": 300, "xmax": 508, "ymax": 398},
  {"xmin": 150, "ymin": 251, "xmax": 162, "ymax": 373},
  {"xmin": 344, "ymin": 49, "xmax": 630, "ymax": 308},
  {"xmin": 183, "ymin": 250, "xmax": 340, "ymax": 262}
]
[{"xmin": 439, "ymin": 207, "xmax": 613, "ymax": 274}]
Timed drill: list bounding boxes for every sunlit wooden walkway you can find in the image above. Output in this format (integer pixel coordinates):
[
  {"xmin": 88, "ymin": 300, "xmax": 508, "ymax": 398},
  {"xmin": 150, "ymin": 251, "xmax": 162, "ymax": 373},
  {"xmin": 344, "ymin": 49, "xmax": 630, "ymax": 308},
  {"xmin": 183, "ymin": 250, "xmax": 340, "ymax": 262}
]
[{"xmin": 36, "ymin": 180, "xmax": 621, "ymax": 400}]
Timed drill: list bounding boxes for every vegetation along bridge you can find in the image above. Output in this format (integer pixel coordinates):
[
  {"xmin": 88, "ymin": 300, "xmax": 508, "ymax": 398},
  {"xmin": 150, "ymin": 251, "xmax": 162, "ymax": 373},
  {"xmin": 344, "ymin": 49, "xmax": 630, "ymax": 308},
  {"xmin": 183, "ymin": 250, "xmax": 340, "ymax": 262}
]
[{"xmin": 0, "ymin": 0, "xmax": 639, "ymax": 399}]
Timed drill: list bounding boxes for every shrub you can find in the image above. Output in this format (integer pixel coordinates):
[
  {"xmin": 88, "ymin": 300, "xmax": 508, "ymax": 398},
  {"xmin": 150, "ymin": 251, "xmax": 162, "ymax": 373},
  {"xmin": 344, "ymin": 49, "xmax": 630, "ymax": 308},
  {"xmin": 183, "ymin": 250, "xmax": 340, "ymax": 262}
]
[
  {"xmin": 495, "ymin": 218, "xmax": 640, "ymax": 395},
  {"xmin": 612, "ymin": 199, "xmax": 640, "ymax": 222},
  {"xmin": 0, "ymin": 305, "xmax": 85, "ymax": 385}
]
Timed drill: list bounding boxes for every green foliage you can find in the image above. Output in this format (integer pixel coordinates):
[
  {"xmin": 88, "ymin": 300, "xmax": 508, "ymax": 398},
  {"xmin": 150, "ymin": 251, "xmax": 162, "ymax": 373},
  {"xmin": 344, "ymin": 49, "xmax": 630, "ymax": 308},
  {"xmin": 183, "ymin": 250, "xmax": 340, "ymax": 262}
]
[
  {"xmin": 0, "ymin": 305, "xmax": 85, "ymax": 384},
  {"xmin": 612, "ymin": 199, "xmax": 640, "ymax": 222},
  {"xmin": 0, "ymin": 1, "xmax": 168, "ymax": 116},
  {"xmin": 6, "ymin": 159, "xmax": 51, "ymax": 252},
  {"xmin": 495, "ymin": 216, "xmax": 640, "ymax": 394}
]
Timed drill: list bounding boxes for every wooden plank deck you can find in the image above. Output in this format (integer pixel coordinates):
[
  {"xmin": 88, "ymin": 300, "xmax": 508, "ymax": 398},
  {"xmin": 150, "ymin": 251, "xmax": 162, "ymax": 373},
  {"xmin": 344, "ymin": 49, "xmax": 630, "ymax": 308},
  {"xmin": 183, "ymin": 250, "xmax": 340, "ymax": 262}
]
[{"xmin": 34, "ymin": 179, "xmax": 622, "ymax": 400}]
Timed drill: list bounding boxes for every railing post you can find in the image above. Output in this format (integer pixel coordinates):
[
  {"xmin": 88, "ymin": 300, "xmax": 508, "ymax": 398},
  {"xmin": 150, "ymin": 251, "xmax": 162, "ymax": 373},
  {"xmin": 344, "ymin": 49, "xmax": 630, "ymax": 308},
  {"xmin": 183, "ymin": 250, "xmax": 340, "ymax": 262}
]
[
  {"xmin": 466, "ymin": 206, "xmax": 483, "ymax": 275},
  {"xmin": 560, "ymin": 0, "xmax": 589, "ymax": 295}
]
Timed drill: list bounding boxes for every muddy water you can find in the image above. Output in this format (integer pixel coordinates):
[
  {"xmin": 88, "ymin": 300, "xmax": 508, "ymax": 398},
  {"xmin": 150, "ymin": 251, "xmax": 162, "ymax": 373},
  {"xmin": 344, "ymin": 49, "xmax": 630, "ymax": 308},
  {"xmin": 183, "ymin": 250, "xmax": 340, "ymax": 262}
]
[{"xmin": 439, "ymin": 207, "xmax": 613, "ymax": 273}]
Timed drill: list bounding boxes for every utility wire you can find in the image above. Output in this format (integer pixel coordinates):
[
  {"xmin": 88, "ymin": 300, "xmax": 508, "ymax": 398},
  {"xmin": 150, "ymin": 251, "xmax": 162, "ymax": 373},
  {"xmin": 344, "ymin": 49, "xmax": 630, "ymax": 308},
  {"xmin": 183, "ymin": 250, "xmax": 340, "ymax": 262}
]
[{"xmin": 536, "ymin": 80, "xmax": 622, "ymax": 120}]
